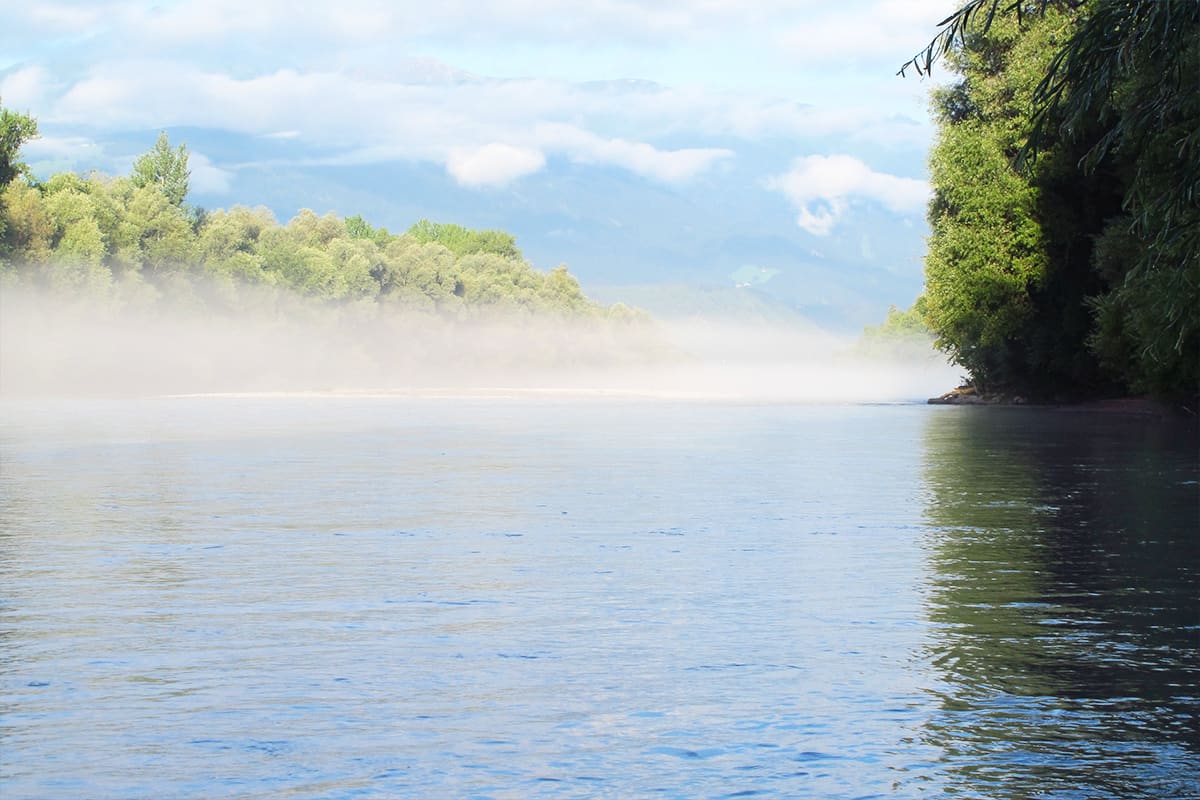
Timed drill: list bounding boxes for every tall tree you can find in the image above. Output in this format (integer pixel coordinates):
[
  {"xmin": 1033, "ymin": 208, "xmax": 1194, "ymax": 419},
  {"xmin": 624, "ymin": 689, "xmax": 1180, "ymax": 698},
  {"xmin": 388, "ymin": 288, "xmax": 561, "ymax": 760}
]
[
  {"xmin": 1066, "ymin": 2, "xmax": 1199, "ymax": 393},
  {"xmin": 0, "ymin": 102, "xmax": 38, "ymax": 189},
  {"xmin": 921, "ymin": 7, "xmax": 1113, "ymax": 395},
  {"xmin": 906, "ymin": 0, "xmax": 1198, "ymax": 397},
  {"xmin": 0, "ymin": 103, "xmax": 40, "ymax": 261},
  {"xmin": 131, "ymin": 132, "xmax": 190, "ymax": 207}
]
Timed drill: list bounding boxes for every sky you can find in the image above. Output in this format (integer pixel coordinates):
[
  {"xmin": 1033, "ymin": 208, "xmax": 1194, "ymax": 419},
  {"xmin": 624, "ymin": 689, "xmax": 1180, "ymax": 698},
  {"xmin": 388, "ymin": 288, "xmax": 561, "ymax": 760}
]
[{"xmin": 0, "ymin": 0, "xmax": 959, "ymax": 328}]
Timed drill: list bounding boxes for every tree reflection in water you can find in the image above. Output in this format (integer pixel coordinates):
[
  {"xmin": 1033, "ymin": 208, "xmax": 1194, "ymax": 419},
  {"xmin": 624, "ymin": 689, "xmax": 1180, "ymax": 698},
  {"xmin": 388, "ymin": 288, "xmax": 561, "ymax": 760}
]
[{"xmin": 919, "ymin": 407, "xmax": 1199, "ymax": 799}]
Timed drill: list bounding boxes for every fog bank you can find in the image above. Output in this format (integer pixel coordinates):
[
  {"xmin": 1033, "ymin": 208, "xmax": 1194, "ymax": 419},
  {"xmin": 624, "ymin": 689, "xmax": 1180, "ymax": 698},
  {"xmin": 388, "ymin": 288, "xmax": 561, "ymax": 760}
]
[{"xmin": 1, "ymin": 286, "xmax": 958, "ymax": 402}]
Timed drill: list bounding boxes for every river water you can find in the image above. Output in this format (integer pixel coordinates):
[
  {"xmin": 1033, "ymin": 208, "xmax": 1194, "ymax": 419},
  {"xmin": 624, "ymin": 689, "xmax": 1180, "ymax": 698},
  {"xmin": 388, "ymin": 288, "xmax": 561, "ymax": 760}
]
[{"xmin": 1, "ymin": 397, "xmax": 1196, "ymax": 799}]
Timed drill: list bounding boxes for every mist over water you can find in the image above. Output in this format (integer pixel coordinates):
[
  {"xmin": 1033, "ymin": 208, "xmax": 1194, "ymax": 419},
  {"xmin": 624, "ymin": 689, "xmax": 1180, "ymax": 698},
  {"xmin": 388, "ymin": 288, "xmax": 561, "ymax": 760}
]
[
  {"xmin": 0, "ymin": 286, "xmax": 957, "ymax": 402},
  {"xmin": 3, "ymin": 286, "xmax": 1194, "ymax": 800}
]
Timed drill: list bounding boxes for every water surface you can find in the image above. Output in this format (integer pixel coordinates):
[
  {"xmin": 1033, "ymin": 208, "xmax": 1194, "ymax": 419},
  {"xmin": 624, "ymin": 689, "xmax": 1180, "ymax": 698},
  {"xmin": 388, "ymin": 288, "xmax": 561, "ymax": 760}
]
[{"xmin": 1, "ymin": 398, "xmax": 1196, "ymax": 798}]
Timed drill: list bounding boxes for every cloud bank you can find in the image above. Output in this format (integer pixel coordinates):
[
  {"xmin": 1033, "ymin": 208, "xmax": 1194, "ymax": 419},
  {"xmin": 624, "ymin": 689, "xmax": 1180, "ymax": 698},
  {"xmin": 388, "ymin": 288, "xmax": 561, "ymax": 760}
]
[
  {"xmin": 25, "ymin": 57, "xmax": 924, "ymax": 194},
  {"xmin": 446, "ymin": 143, "xmax": 547, "ymax": 188},
  {"xmin": 766, "ymin": 154, "xmax": 929, "ymax": 235},
  {"xmin": 1, "ymin": 0, "xmax": 951, "ymax": 248},
  {"xmin": 10, "ymin": 1, "xmax": 952, "ymax": 52}
]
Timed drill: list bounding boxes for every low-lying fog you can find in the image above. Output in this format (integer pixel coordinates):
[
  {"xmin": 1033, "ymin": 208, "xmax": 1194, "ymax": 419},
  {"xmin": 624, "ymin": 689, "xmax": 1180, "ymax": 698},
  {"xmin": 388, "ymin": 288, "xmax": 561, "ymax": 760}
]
[{"xmin": 1, "ymin": 285, "xmax": 959, "ymax": 403}]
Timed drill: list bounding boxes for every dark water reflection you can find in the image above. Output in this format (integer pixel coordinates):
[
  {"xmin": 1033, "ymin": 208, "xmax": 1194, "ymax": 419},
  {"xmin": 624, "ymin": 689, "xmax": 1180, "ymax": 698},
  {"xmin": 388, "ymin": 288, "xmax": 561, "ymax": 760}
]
[
  {"xmin": 921, "ymin": 407, "xmax": 1199, "ymax": 799},
  {"xmin": 0, "ymin": 398, "xmax": 1196, "ymax": 798}
]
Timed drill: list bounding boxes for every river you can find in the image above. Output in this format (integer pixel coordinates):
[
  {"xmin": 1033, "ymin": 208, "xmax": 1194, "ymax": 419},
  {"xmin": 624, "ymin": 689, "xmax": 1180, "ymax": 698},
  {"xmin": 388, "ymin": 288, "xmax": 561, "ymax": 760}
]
[{"xmin": 1, "ymin": 396, "xmax": 1196, "ymax": 798}]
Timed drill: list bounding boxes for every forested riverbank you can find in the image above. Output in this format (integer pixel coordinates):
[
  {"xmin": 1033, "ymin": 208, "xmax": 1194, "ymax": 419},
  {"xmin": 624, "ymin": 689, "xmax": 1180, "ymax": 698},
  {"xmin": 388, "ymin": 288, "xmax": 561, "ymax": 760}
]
[
  {"xmin": 0, "ymin": 116, "xmax": 681, "ymax": 395},
  {"xmin": 901, "ymin": 0, "xmax": 1198, "ymax": 404},
  {"xmin": 0, "ymin": 122, "xmax": 639, "ymax": 323}
]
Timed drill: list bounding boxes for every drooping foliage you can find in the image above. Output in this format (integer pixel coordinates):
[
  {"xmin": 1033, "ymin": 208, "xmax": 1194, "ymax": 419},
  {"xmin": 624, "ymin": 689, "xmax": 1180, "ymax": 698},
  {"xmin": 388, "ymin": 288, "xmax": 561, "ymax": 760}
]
[
  {"xmin": 1068, "ymin": 2, "xmax": 1200, "ymax": 394},
  {"xmin": 905, "ymin": 0, "xmax": 1199, "ymax": 398}
]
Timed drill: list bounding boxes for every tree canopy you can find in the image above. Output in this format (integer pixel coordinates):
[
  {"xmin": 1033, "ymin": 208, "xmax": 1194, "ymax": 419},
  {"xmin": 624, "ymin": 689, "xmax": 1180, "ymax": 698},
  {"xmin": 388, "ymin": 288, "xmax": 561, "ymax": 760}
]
[
  {"xmin": 906, "ymin": 0, "xmax": 1198, "ymax": 399},
  {"xmin": 0, "ymin": 102, "xmax": 40, "ymax": 260},
  {"xmin": 0, "ymin": 103, "xmax": 38, "ymax": 189},
  {"xmin": 130, "ymin": 132, "xmax": 190, "ymax": 207},
  {"xmin": 0, "ymin": 126, "xmax": 633, "ymax": 325},
  {"xmin": 406, "ymin": 219, "xmax": 522, "ymax": 261}
]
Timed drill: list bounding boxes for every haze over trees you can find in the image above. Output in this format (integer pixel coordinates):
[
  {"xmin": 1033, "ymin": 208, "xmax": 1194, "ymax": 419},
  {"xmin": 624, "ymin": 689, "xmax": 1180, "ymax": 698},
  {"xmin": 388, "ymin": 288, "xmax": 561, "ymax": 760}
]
[
  {"xmin": 857, "ymin": 299, "xmax": 937, "ymax": 360},
  {"xmin": 903, "ymin": 0, "xmax": 1198, "ymax": 399},
  {"xmin": 0, "ymin": 113, "xmax": 632, "ymax": 324}
]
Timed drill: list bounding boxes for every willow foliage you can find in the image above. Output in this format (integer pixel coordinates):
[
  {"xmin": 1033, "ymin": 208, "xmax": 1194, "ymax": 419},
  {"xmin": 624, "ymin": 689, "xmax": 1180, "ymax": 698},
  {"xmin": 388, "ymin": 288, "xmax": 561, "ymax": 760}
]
[{"xmin": 908, "ymin": 0, "xmax": 1199, "ymax": 397}]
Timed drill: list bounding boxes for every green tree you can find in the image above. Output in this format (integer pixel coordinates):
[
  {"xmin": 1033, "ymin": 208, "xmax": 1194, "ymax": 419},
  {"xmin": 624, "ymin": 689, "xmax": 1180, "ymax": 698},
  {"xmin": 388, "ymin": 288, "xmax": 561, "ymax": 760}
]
[
  {"xmin": 539, "ymin": 264, "xmax": 590, "ymax": 313},
  {"xmin": 922, "ymin": 8, "xmax": 1103, "ymax": 394},
  {"xmin": 325, "ymin": 237, "xmax": 380, "ymax": 299},
  {"xmin": 131, "ymin": 132, "xmax": 190, "ymax": 207},
  {"xmin": 43, "ymin": 176, "xmax": 104, "ymax": 257},
  {"xmin": 286, "ymin": 208, "xmax": 344, "ymax": 247},
  {"xmin": 123, "ymin": 184, "xmax": 194, "ymax": 270},
  {"xmin": 344, "ymin": 214, "xmax": 392, "ymax": 246},
  {"xmin": 2, "ymin": 132, "xmax": 625, "ymax": 324},
  {"xmin": 0, "ymin": 103, "xmax": 39, "ymax": 261},
  {"xmin": 857, "ymin": 298, "xmax": 937, "ymax": 360},
  {"xmin": 906, "ymin": 0, "xmax": 1199, "ymax": 398},
  {"xmin": 380, "ymin": 239, "xmax": 460, "ymax": 307},
  {"xmin": 406, "ymin": 219, "xmax": 522, "ymax": 260},
  {"xmin": 0, "ymin": 103, "xmax": 38, "ymax": 189},
  {"xmin": 195, "ymin": 205, "xmax": 276, "ymax": 284},
  {"xmin": 1, "ymin": 180, "xmax": 54, "ymax": 266},
  {"xmin": 1070, "ymin": 3, "xmax": 1200, "ymax": 394}
]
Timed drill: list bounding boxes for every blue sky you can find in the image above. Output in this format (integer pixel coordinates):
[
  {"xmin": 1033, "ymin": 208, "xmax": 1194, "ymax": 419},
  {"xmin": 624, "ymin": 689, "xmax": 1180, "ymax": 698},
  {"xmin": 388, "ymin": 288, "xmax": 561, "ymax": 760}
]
[{"xmin": 1, "ymin": 0, "xmax": 958, "ymax": 326}]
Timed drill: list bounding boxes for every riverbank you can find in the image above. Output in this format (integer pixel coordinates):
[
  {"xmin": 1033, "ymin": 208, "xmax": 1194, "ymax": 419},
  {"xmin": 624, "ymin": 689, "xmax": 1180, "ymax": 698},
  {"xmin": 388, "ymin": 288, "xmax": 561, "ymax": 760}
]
[{"xmin": 928, "ymin": 386, "xmax": 1197, "ymax": 418}]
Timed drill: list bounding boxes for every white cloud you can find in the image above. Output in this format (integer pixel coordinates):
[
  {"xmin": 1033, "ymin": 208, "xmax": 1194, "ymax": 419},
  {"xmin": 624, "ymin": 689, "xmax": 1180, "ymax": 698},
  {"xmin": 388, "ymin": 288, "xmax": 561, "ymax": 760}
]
[
  {"xmin": 85, "ymin": 0, "xmax": 824, "ymax": 50},
  {"xmin": 23, "ymin": 2, "xmax": 936, "ymax": 193},
  {"xmin": 13, "ymin": 1, "xmax": 937, "ymax": 81},
  {"xmin": 47, "ymin": 62, "xmax": 755, "ymax": 187},
  {"xmin": 446, "ymin": 143, "xmax": 546, "ymax": 187},
  {"xmin": 1, "ymin": 66, "xmax": 52, "ymax": 110},
  {"xmin": 21, "ymin": 134, "xmax": 100, "ymax": 162},
  {"xmin": 7, "ymin": 1, "xmax": 942, "ymax": 140},
  {"xmin": 766, "ymin": 154, "xmax": 929, "ymax": 235},
  {"xmin": 776, "ymin": 0, "xmax": 959, "ymax": 65},
  {"xmin": 187, "ymin": 151, "xmax": 234, "ymax": 195},
  {"xmin": 25, "ymin": 2, "xmax": 110, "ymax": 33},
  {"xmin": 536, "ymin": 123, "xmax": 733, "ymax": 183},
  {"xmin": 47, "ymin": 59, "xmax": 915, "ymax": 147}
]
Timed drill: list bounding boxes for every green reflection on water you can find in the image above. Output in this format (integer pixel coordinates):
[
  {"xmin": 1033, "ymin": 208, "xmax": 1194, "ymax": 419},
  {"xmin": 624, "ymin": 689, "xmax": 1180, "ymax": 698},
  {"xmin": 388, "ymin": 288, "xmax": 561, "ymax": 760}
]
[{"xmin": 919, "ymin": 407, "xmax": 1199, "ymax": 800}]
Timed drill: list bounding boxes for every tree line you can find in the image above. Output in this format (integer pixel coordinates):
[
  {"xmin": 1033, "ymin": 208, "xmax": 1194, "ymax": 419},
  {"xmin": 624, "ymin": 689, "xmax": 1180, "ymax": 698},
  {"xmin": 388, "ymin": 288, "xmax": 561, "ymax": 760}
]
[
  {"xmin": 0, "ymin": 117, "xmax": 642, "ymax": 323},
  {"xmin": 903, "ymin": 0, "xmax": 1197, "ymax": 400}
]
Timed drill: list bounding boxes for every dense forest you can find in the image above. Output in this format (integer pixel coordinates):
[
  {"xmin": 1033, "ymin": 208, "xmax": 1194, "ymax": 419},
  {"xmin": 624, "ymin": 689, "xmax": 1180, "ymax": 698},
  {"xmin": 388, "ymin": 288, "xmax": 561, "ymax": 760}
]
[
  {"xmin": 905, "ymin": 0, "xmax": 1198, "ymax": 401},
  {"xmin": 0, "ymin": 119, "xmax": 638, "ymax": 323}
]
